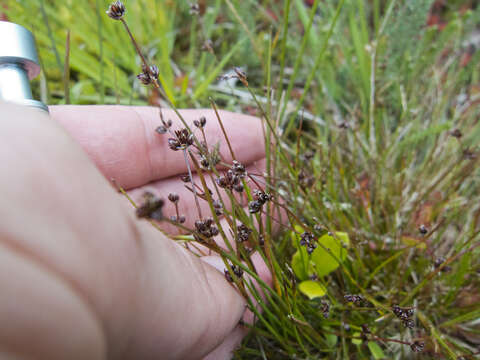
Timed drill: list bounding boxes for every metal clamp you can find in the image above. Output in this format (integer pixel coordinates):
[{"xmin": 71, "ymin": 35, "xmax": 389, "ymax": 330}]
[{"xmin": 0, "ymin": 21, "xmax": 48, "ymax": 112}]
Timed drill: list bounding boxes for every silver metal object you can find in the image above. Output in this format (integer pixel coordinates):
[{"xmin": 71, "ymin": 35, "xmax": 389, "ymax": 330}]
[{"xmin": 0, "ymin": 21, "xmax": 48, "ymax": 112}]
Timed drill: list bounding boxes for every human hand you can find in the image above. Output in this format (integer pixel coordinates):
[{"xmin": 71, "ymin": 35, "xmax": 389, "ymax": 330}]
[{"xmin": 0, "ymin": 102, "xmax": 269, "ymax": 360}]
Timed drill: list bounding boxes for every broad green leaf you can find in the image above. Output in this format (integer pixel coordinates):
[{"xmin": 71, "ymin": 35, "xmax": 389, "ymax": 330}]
[
  {"xmin": 311, "ymin": 232, "xmax": 350, "ymax": 277},
  {"xmin": 325, "ymin": 333, "xmax": 338, "ymax": 348},
  {"xmin": 290, "ymin": 225, "xmax": 305, "ymax": 248},
  {"xmin": 368, "ymin": 341, "xmax": 385, "ymax": 360},
  {"xmin": 291, "ymin": 230, "xmax": 350, "ymax": 279},
  {"xmin": 291, "ymin": 249, "xmax": 313, "ymax": 280},
  {"xmin": 352, "ymin": 333, "xmax": 362, "ymax": 345},
  {"xmin": 298, "ymin": 280, "xmax": 326, "ymax": 299}
]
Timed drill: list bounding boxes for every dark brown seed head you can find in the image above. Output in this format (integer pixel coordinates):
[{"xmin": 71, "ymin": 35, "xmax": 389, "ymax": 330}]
[
  {"xmin": 136, "ymin": 192, "xmax": 164, "ymax": 221},
  {"xmin": 180, "ymin": 174, "xmax": 191, "ymax": 183},
  {"xmin": 233, "ymin": 183, "xmax": 244, "ymax": 193},
  {"xmin": 450, "ymin": 128, "xmax": 462, "ymax": 138},
  {"xmin": 106, "ymin": 1, "xmax": 126, "ymax": 20},
  {"xmin": 156, "ymin": 126, "xmax": 167, "ymax": 134},
  {"xmin": 254, "ymin": 190, "xmax": 272, "ymax": 204},
  {"xmin": 361, "ymin": 324, "xmax": 371, "ymax": 334},
  {"xmin": 189, "ymin": 3, "xmax": 200, "ymax": 15},
  {"xmin": 216, "ymin": 176, "xmax": 228, "ymax": 188},
  {"xmin": 199, "ymin": 156, "xmax": 210, "ymax": 169},
  {"xmin": 168, "ymin": 193, "xmax": 180, "ymax": 203},
  {"xmin": 258, "ymin": 234, "xmax": 265, "ymax": 246},
  {"xmin": 168, "ymin": 138, "xmax": 182, "ymax": 151},
  {"xmin": 171, "ymin": 129, "xmax": 194, "ymax": 150},
  {"xmin": 306, "ymin": 243, "xmax": 317, "ymax": 254},
  {"xmin": 463, "ymin": 148, "xmax": 477, "ymax": 160},
  {"xmin": 403, "ymin": 318, "xmax": 415, "ymax": 329},
  {"xmin": 233, "ymin": 67, "xmax": 248, "ymax": 86},
  {"xmin": 149, "ymin": 65, "xmax": 159, "ymax": 80},
  {"xmin": 224, "ymin": 264, "xmax": 243, "ymax": 282},
  {"xmin": 410, "ymin": 341, "xmax": 425, "ymax": 353},
  {"xmin": 137, "ymin": 72, "xmax": 153, "ymax": 85},
  {"xmin": 434, "ymin": 256, "xmax": 445, "ymax": 268},
  {"xmin": 231, "ymin": 160, "xmax": 246, "ymax": 176},
  {"xmin": 344, "ymin": 294, "xmax": 364, "ymax": 306},
  {"xmin": 194, "ymin": 116, "xmax": 207, "ymax": 128},
  {"xmin": 210, "ymin": 226, "xmax": 219, "ymax": 237},
  {"xmin": 248, "ymin": 200, "xmax": 263, "ymax": 214},
  {"xmin": 237, "ymin": 224, "xmax": 253, "ymax": 242},
  {"xmin": 321, "ymin": 301, "xmax": 330, "ymax": 318},
  {"xmin": 419, "ymin": 224, "xmax": 428, "ymax": 235}
]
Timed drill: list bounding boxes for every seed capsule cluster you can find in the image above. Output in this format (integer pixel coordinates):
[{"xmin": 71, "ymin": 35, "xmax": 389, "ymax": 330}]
[
  {"xmin": 299, "ymin": 231, "xmax": 317, "ymax": 254},
  {"xmin": 392, "ymin": 305, "xmax": 415, "ymax": 329}
]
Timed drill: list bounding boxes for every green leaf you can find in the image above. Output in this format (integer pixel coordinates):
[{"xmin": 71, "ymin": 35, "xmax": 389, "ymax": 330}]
[
  {"xmin": 298, "ymin": 280, "xmax": 326, "ymax": 299},
  {"xmin": 291, "ymin": 230, "xmax": 350, "ymax": 279},
  {"xmin": 290, "ymin": 225, "xmax": 306, "ymax": 248},
  {"xmin": 291, "ymin": 249, "xmax": 313, "ymax": 280},
  {"xmin": 325, "ymin": 333, "xmax": 338, "ymax": 348},
  {"xmin": 352, "ymin": 333, "xmax": 362, "ymax": 345},
  {"xmin": 368, "ymin": 341, "xmax": 385, "ymax": 360},
  {"xmin": 311, "ymin": 232, "xmax": 350, "ymax": 277}
]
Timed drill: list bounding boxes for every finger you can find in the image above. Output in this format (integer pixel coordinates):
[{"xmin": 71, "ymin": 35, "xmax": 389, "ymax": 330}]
[
  {"xmin": 0, "ymin": 102, "xmax": 248, "ymax": 359},
  {"xmin": 49, "ymin": 105, "xmax": 265, "ymax": 189},
  {"xmin": 126, "ymin": 159, "xmax": 267, "ymax": 234},
  {"xmin": 203, "ymin": 326, "xmax": 247, "ymax": 360}
]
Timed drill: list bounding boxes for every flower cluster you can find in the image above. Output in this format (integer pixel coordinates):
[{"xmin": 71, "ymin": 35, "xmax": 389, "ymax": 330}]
[
  {"xmin": 231, "ymin": 160, "xmax": 246, "ymax": 176},
  {"xmin": 194, "ymin": 218, "xmax": 219, "ymax": 242},
  {"xmin": 392, "ymin": 305, "xmax": 415, "ymax": 329},
  {"xmin": 137, "ymin": 64, "xmax": 159, "ymax": 86},
  {"xmin": 299, "ymin": 231, "xmax": 317, "ymax": 254},
  {"xmin": 212, "ymin": 200, "xmax": 223, "ymax": 216},
  {"xmin": 168, "ymin": 129, "xmax": 194, "ymax": 151},
  {"xmin": 410, "ymin": 340, "xmax": 425, "ymax": 353},
  {"xmin": 320, "ymin": 300, "xmax": 330, "ymax": 318},
  {"xmin": 193, "ymin": 116, "xmax": 207, "ymax": 128},
  {"xmin": 216, "ymin": 169, "xmax": 244, "ymax": 193},
  {"xmin": 344, "ymin": 294, "xmax": 365, "ymax": 306},
  {"xmin": 248, "ymin": 190, "xmax": 272, "ymax": 214},
  {"xmin": 237, "ymin": 224, "xmax": 253, "ymax": 243},
  {"xmin": 224, "ymin": 264, "xmax": 244, "ymax": 282},
  {"xmin": 106, "ymin": 1, "xmax": 126, "ymax": 20},
  {"xmin": 418, "ymin": 224, "xmax": 428, "ymax": 235},
  {"xmin": 433, "ymin": 256, "xmax": 452, "ymax": 272}
]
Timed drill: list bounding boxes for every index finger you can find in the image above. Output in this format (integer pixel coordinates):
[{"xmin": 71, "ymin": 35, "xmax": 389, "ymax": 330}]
[{"xmin": 49, "ymin": 105, "xmax": 265, "ymax": 189}]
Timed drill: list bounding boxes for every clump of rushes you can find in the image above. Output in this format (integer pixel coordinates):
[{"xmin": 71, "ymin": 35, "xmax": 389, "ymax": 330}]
[{"xmin": 103, "ymin": 1, "xmax": 480, "ymax": 359}]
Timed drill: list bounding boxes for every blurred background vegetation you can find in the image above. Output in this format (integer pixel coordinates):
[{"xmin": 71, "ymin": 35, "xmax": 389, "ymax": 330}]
[{"xmin": 3, "ymin": 0, "xmax": 480, "ymax": 359}]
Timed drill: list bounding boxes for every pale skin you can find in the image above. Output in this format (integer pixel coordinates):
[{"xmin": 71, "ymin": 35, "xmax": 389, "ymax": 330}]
[{"xmin": 0, "ymin": 102, "xmax": 271, "ymax": 360}]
